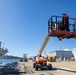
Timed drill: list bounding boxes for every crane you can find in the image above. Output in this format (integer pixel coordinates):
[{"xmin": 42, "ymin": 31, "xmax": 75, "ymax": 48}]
[{"xmin": 33, "ymin": 15, "xmax": 76, "ymax": 70}]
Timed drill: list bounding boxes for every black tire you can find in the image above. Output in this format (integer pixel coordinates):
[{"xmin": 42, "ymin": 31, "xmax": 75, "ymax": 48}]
[
  {"xmin": 44, "ymin": 63, "xmax": 47, "ymax": 66},
  {"xmin": 33, "ymin": 63, "xmax": 35, "ymax": 68},
  {"xmin": 35, "ymin": 64, "xmax": 38, "ymax": 70},
  {"xmin": 48, "ymin": 64, "xmax": 52, "ymax": 70}
]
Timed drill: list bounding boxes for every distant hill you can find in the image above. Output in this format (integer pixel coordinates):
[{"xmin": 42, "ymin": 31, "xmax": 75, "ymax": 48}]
[{"xmin": 1, "ymin": 55, "xmax": 23, "ymax": 59}]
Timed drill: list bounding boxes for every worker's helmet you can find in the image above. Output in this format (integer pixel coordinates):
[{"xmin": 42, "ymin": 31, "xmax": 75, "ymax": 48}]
[
  {"xmin": 62, "ymin": 13, "xmax": 68, "ymax": 18},
  {"xmin": 62, "ymin": 13, "xmax": 66, "ymax": 15}
]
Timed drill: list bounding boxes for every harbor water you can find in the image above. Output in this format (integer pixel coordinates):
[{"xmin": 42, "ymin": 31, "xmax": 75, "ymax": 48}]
[{"xmin": 0, "ymin": 59, "xmax": 19, "ymax": 66}]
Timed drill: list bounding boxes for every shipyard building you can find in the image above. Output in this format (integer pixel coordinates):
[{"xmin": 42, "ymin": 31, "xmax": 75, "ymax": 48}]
[
  {"xmin": 48, "ymin": 50, "xmax": 73, "ymax": 60},
  {"xmin": 72, "ymin": 50, "xmax": 76, "ymax": 61}
]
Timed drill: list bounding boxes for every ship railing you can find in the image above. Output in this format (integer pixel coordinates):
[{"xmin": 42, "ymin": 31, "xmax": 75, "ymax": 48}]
[{"xmin": 48, "ymin": 15, "xmax": 76, "ymax": 33}]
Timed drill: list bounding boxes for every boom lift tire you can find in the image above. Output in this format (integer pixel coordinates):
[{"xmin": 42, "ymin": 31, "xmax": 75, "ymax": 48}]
[
  {"xmin": 33, "ymin": 63, "xmax": 35, "ymax": 68},
  {"xmin": 48, "ymin": 64, "xmax": 52, "ymax": 70},
  {"xmin": 35, "ymin": 64, "xmax": 38, "ymax": 70}
]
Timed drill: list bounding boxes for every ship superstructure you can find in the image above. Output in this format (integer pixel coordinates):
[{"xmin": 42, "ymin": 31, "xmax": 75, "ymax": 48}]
[{"xmin": 0, "ymin": 41, "xmax": 8, "ymax": 56}]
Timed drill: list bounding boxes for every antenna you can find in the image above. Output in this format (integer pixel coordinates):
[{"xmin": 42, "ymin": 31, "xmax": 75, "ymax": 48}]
[
  {"xmin": 3, "ymin": 42, "xmax": 5, "ymax": 48},
  {"xmin": 60, "ymin": 47, "xmax": 62, "ymax": 50},
  {"xmin": 0, "ymin": 41, "xmax": 2, "ymax": 48}
]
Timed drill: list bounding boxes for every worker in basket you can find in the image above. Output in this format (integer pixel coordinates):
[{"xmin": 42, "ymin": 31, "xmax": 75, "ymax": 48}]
[
  {"xmin": 62, "ymin": 13, "xmax": 70, "ymax": 31},
  {"xmin": 58, "ymin": 14, "xmax": 70, "ymax": 41}
]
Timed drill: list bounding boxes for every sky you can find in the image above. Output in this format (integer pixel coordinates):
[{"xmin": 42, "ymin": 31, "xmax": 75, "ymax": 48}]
[{"xmin": 0, "ymin": 0, "xmax": 76, "ymax": 57}]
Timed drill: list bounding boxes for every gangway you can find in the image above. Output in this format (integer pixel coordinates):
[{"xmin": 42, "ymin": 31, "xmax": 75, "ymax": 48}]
[{"xmin": 33, "ymin": 15, "xmax": 76, "ymax": 70}]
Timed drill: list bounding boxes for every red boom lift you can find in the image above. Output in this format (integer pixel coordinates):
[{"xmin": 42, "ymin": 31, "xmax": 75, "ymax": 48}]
[{"xmin": 33, "ymin": 15, "xmax": 76, "ymax": 70}]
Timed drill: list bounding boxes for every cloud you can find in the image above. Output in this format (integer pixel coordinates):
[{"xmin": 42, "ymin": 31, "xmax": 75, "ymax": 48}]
[
  {"xmin": 64, "ymin": 48, "xmax": 70, "ymax": 51},
  {"xmin": 71, "ymin": 48, "xmax": 76, "ymax": 51},
  {"xmin": 64, "ymin": 48, "xmax": 76, "ymax": 51}
]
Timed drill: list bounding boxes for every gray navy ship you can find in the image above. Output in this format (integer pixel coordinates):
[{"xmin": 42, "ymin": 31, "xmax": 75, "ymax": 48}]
[{"xmin": 0, "ymin": 41, "xmax": 8, "ymax": 56}]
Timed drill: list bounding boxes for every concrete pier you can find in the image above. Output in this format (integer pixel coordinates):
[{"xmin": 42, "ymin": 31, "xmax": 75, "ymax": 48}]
[{"xmin": 2, "ymin": 60, "xmax": 76, "ymax": 75}]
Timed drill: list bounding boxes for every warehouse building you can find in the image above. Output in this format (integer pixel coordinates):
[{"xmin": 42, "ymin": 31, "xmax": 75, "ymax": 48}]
[
  {"xmin": 72, "ymin": 50, "xmax": 76, "ymax": 61},
  {"xmin": 48, "ymin": 50, "xmax": 73, "ymax": 60}
]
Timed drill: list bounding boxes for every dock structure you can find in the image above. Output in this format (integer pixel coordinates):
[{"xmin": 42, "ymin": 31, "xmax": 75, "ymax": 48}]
[
  {"xmin": 0, "ymin": 60, "xmax": 34, "ymax": 75},
  {"xmin": 1, "ymin": 60, "xmax": 76, "ymax": 75}
]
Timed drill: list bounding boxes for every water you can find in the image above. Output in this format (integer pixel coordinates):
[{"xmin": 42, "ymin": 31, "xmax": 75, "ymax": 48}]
[{"xmin": 0, "ymin": 59, "xmax": 19, "ymax": 66}]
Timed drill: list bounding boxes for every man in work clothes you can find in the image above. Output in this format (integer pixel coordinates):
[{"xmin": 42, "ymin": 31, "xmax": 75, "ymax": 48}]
[{"xmin": 62, "ymin": 14, "xmax": 70, "ymax": 31}]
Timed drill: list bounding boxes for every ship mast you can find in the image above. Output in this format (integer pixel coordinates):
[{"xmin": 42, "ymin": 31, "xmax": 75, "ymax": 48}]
[{"xmin": 0, "ymin": 41, "xmax": 2, "ymax": 49}]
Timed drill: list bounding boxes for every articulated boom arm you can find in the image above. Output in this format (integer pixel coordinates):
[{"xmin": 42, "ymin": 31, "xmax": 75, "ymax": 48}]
[{"xmin": 39, "ymin": 33, "xmax": 50, "ymax": 56}]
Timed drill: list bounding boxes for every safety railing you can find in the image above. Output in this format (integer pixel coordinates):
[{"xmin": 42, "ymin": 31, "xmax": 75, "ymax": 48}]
[{"xmin": 48, "ymin": 15, "xmax": 76, "ymax": 33}]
